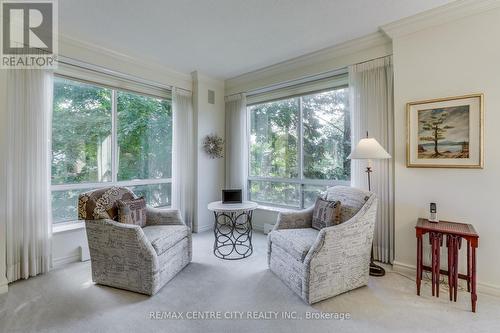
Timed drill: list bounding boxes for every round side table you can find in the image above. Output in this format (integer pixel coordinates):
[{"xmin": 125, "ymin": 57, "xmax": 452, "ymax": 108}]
[{"xmin": 207, "ymin": 201, "xmax": 258, "ymax": 260}]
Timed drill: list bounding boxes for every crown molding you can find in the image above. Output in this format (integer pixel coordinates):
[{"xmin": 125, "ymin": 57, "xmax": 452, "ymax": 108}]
[
  {"xmin": 58, "ymin": 34, "xmax": 192, "ymax": 90},
  {"xmin": 234, "ymin": 31, "xmax": 390, "ymax": 79},
  {"xmin": 225, "ymin": 31, "xmax": 391, "ymax": 96},
  {"xmin": 381, "ymin": 0, "xmax": 500, "ymax": 39}
]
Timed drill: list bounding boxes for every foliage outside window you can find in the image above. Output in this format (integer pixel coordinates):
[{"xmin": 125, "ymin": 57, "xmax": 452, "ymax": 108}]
[
  {"xmin": 51, "ymin": 76, "xmax": 172, "ymax": 223},
  {"xmin": 248, "ymin": 87, "xmax": 350, "ymax": 209}
]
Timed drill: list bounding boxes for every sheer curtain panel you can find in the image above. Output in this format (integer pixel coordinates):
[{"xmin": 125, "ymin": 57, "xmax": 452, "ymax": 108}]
[
  {"xmin": 172, "ymin": 88, "xmax": 195, "ymax": 230},
  {"xmin": 349, "ymin": 56, "xmax": 394, "ymax": 264},
  {"xmin": 224, "ymin": 93, "xmax": 247, "ymax": 196},
  {"xmin": 1, "ymin": 69, "xmax": 53, "ymax": 282}
]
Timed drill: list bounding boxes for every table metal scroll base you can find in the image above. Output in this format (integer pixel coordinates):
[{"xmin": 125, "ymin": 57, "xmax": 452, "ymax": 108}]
[{"xmin": 213, "ymin": 210, "xmax": 253, "ymax": 260}]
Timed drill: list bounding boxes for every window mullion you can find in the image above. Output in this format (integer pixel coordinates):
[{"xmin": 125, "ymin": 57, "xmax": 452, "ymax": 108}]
[{"xmin": 111, "ymin": 90, "xmax": 118, "ymax": 183}]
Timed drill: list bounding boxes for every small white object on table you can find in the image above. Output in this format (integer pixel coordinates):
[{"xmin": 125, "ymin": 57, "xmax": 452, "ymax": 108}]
[{"xmin": 207, "ymin": 201, "xmax": 258, "ymax": 260}]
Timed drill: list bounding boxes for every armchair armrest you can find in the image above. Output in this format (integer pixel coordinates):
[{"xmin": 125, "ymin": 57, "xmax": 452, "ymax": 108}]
[
  {"xmin": 273, "ymin": 206, "xmax": 314, "ymax": 231},
  {"xmin": 146, "ymin": 207, "xmax": 185, "ymax": 227},
  {"xmin": 84, "ymin": 218, "xmax": 160, "ymax": 295},
  {"xmin": 84, "ymin": 218, "xmax": 156, "ymax": 258}
]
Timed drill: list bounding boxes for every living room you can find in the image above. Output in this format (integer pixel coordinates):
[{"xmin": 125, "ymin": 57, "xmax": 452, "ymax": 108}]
[{"xmin": 1, "ymin": 0, "xmax": 500, "ymax": 332}]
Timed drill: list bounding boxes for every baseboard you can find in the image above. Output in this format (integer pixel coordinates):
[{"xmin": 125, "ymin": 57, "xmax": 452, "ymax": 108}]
[
  {"xmin": 196, "ymin": 224, "xmax": 213, "ymax": 233},
  {"xmin": 392, "ymin": 260, "xmax": 500, "ymax": 297},
  {"xmin": 80, "ymin": 245, "xmax": 90, "ymax": 262},
  {"xmin": 392, "ymin": 261, "xmax": 416, "ymax": 277},
  {"xmin": 52, "ymin": 254, "xmax": 81, "ymax": 268}
]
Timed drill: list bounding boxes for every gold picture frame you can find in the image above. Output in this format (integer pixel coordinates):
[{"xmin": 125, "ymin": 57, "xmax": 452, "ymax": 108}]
[{"xmin": 406, "ymin": 93, "xmax": 484, "ymax": 168}]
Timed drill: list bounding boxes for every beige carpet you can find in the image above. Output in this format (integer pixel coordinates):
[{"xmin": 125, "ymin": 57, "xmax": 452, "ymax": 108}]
[{"xmin": 1, "ymin": 231, "xmax": 499, "ymax": 333}]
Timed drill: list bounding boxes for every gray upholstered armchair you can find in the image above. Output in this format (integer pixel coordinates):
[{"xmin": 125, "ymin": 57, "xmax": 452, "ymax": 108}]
[
  {"xmin": 79, "ymin": 186, "xmax": 192, "ymax": 295},
  {"xmin": 267, "ymin": 186, "xmax": 378, "ymax": 304}
]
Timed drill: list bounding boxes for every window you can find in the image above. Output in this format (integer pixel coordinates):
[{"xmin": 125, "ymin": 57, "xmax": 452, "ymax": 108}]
[
  {"xmin": 51, "ymin": 76, "xmax": 172, "ymax": 223},
  {"xmin": 248, "ymin": 87, "xmax": 350, "ymax": 209},
  {"xmin": 51, "ymin": 79, "xmax": 112, "ymax": 185}
]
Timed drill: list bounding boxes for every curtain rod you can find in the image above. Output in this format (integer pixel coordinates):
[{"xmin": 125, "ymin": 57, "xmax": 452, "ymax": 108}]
[
  {"xmin": 352, "ymin": 54, "xmax": 393, "ymax": 67},
  {"xmin": 57, "ymin": 55, "xmax": 174, "ymax": 92}
]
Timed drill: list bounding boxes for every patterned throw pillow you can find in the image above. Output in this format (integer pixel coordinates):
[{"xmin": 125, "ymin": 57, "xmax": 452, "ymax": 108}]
[
  {"xmin": 311, "ymin": 197, "xmax": 341, "ymax": 230},
  {"xmin": 117, "ymin": 197, "xmax": 147, "ymax": 227},
  {"xmin": 78, "ymin": 186, "xmax": 135, "ymax": 221}
]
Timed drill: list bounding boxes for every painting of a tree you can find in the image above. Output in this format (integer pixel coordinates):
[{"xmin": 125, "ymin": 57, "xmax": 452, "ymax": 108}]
[
  {"xmin": 417, "ymin": 106, "xmax": 469, "ymax": 159},
  {"xmin": 419, "ymin": 111, "xmax": 454, "ymax": 157}
]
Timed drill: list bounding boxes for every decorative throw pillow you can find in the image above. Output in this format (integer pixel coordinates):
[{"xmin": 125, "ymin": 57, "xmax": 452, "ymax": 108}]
[
  {"xmin": 117, "ymin": 197, "xmax": 147, "ymax": 227},
  {"xmin": 78, "ymin": 186, "xmax": 135, "ymax": 221},
  {"xmin": 311, "ymin": 197, "xmax": 341, "ymax": 230}
]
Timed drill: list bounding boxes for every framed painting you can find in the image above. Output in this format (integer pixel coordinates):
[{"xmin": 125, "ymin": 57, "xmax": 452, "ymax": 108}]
[{"xmin": 406, "ymin": 94, "xmax": 483, "ymax": 168}]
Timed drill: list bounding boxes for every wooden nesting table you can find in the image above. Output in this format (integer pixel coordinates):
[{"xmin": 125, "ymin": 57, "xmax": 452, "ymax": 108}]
[{"xmin": 415, "ymin": 218, "xmax": 479, "ymax": 312}]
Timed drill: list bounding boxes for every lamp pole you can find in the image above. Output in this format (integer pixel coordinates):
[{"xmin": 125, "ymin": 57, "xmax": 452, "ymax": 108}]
[
  {"xmin": 367, "ymin": 159, "xmax": 384, "ymax": 277},
  {"xmin": 366, "ymin": 159, "xmax": 372, "ymax": 191}
]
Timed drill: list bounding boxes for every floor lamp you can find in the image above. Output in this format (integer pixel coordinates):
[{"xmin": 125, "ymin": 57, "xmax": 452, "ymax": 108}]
[{"xmin": 348, "ymin": 133, "xmax": 391, "ymax": 277}]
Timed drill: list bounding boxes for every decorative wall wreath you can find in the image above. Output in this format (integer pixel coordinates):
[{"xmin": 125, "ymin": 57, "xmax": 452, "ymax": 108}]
[{"xmin": 202, "ymin": 134, "xmax": 224, "ymax": 159}]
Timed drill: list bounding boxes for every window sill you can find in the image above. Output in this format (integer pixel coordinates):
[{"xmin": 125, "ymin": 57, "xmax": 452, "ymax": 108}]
[
  {"xmin": 255, "ymin": 205, "xmax": 297, "ymax": 213},
  {"xmin": 52, "ymin": 221, "xmax": 85, "ymax": 234}
]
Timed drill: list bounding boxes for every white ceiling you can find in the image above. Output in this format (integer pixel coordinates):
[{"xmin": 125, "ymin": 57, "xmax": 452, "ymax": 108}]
[{"xmin": 59, "ymin": 0, "xmax": 455, "ymax": 79}]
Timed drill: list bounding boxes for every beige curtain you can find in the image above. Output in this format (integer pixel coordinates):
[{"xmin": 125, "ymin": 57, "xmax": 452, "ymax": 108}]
[
  {"xmin": 224, "ymin": 93, "xmax": 247, "ymax": 196},
  {"xmin": 172, "ymin": 88, "xmax": 195, "ymax": 230},
  {"xmin": 1, "ymin": 69, "xmax": 53, "ymax": 282},
  {"xmin": 349, "ymin": 56, "xmax": 394, "ymax": 263}
]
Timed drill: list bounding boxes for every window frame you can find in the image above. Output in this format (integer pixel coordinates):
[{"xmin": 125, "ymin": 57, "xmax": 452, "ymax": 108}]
[
  {"xmin": 247, "ymin": 85, "xmax": 350, "ymax": 210},
  {"xmin": 51, "ymin": 74, "xmax": 173, "ymax": 224}
]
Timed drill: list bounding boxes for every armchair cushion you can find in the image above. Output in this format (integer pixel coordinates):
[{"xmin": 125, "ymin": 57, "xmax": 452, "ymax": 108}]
[
  {"xmin": 142, "ymin": 225, "xmax": 189, "ymax": 256},
  {"xmin": 311, "ymin": 198, "xmax": 341, "ymax": 230},
  {"xmin": 146, "ymin": 207, "xmax": 185, "ymax": 226},
  {"xmin": 269, "ymin": 228, "xmax": 319, "ymax": 262},
  {"xmin": 117, "ymin": 197, "xmax": 147, "ymax": 227}
]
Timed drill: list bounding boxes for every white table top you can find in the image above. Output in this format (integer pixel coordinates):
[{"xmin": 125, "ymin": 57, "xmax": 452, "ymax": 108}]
[{"xmin": 207, "ymin": 201, "xmax": 258, "ymax": 212}]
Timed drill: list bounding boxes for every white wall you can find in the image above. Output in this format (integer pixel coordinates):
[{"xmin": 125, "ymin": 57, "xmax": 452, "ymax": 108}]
[
  {"xmin": 392, "ymin": 7, "xmax": 500, "ymax": 294},
  {"xmin": 191, "ymin": 72, "xmax": 226, "ymax": 232},
  {"xmin": 52, "ymin": 228, "xmax": 89, "ymax": 267}
]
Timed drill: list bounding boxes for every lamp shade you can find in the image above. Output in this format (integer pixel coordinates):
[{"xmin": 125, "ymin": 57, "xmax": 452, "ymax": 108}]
[{"xmin": 348, "ymin": 138, "xmax": 391, "ymax": 160}]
